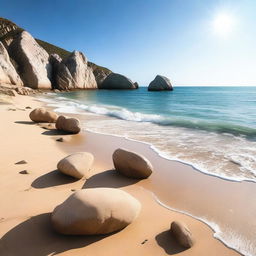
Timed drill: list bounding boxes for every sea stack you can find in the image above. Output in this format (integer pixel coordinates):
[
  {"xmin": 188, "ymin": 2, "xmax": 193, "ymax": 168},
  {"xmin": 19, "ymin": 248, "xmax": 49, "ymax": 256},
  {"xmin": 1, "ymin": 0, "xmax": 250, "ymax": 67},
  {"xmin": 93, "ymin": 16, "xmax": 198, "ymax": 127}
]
[{"xmin": 148, "ymin": 75, "xmax": 173, "ymax": 91}]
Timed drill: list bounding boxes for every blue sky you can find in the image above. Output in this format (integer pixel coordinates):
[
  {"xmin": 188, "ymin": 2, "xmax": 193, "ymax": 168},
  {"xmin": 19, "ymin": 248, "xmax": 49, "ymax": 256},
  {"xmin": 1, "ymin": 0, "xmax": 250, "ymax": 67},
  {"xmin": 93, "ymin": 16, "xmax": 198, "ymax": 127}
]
[{"xmin": 1, "ymin": 0, "xmax": 256, "ymax": 85}]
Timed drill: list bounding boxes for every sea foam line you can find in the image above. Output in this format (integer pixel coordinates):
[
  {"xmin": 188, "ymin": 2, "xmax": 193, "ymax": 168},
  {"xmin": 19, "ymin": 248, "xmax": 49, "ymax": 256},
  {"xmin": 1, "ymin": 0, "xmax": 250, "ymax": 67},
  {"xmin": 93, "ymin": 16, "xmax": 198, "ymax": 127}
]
[
  {"xmin": 148, "ymin": 188, "xmax": 252, "ymax": 256},
  {"xmin": 39, "ymin": 95, "xmax": 256, "ymax": 139},
  {"xmin": 38, "ymin": 95, "xmax": 256, "ymax": 183}
]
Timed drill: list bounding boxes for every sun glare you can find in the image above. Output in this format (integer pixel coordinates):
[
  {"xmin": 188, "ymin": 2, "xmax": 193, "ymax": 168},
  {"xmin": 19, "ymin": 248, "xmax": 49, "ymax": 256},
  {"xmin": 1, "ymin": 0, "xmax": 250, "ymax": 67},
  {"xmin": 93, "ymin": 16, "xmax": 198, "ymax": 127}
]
[{"xmin": 213, "ymin": 13, "xmax": 235, "ymax": 36}]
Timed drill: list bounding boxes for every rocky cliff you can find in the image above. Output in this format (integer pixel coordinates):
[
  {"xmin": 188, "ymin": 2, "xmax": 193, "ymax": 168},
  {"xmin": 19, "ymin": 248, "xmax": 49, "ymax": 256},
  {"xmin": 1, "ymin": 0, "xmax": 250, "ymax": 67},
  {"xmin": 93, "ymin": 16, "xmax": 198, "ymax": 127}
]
[
  {"xmin": 0, "ymin": 41, "xmax": 23, "ymax": 86},
  {"xmin": 0, "ymin": 17, "xmax": 140, "ymax": 91},
  {"xmin": 0, "ymin": 17, "xmax": 112, "ymax": 90}
]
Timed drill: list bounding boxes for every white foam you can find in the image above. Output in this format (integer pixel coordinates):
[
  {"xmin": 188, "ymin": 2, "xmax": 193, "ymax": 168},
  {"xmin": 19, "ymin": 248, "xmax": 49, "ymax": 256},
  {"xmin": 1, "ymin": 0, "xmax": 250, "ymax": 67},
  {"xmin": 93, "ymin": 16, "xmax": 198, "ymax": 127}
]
[{"xmin": 149, "ymin": 189, "xmax": 254, "ymax": 256}]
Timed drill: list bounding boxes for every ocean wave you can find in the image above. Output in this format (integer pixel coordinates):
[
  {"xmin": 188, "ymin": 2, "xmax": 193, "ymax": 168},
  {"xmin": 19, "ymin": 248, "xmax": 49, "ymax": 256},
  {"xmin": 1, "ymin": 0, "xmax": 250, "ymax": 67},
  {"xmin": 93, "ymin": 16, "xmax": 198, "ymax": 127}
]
[{"xmin": 47, "ymin": 97, "xmax": 256, "ymax": 139}]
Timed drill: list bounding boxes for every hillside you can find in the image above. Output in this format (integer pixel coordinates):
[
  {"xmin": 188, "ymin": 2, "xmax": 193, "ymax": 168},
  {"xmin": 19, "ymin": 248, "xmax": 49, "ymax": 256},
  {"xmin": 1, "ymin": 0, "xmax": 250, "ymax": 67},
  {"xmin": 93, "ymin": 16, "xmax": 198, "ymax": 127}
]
[{"xmin": 0, "ymin": 17, "xmax": 111, "ymax": 74}]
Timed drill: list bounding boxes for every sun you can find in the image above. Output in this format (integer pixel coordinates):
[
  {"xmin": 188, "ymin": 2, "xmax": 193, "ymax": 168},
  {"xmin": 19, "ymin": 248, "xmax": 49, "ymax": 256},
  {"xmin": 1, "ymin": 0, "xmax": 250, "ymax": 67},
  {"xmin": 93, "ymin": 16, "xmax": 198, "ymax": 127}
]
[{"xmin": 213, "ymin": 13, "xmax": 235, "ymax": 36}]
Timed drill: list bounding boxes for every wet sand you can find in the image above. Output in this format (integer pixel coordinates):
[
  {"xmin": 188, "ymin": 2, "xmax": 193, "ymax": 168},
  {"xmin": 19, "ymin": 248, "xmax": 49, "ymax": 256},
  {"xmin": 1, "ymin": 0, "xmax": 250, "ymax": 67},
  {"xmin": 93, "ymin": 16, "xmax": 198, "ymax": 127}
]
[{"xmin": 0, "ymin": 95, "xmax": 241, "ymax": 256}]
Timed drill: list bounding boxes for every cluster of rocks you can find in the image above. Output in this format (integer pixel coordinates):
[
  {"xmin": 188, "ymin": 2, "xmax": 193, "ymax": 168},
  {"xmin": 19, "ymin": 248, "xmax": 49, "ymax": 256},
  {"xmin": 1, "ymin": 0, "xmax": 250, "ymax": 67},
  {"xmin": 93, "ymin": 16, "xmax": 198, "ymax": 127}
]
[
  {"xmin": 52, "ymin": 147, "xmax": 150, "ymax": 235},
  {"xmin": 29, "ymin": 107, "xmax": 81, "ymax": 134},
  {"xmin": 0, "ymin": 84, "xmax": 37, "ymax": 97},
  {"xmin": 28, "ymin": 106, "xmax": 194, "ymax": 248}
]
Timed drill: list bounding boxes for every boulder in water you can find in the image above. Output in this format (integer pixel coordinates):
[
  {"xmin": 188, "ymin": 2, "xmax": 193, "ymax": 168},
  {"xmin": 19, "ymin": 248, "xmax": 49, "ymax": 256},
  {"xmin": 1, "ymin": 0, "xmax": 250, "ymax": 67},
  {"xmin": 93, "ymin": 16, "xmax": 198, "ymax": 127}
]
[{"xmin": 148, "ymin": 75, "xmax": 173, "ymax": 91}]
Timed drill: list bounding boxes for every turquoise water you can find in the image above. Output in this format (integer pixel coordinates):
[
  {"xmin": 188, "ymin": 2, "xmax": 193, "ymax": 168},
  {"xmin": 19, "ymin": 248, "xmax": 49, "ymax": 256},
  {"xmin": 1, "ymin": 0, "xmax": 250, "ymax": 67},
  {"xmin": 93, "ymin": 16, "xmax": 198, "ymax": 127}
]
[
  {"xmin": 56, "ymin": 86, "xmax": 256, "ymax": 138},
  {"xmin": 42, "ymin": 86, "xmax": 256, "ymax": 182}
]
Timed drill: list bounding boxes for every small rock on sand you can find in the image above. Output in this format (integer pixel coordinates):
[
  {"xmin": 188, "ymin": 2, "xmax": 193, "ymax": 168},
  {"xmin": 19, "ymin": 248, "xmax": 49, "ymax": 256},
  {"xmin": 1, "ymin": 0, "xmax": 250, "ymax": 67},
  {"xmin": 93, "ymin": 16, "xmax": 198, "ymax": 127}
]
[
  {"xmin": 19, "ymin": 170, "xmax": 29, "ymax": 174},
  {"xmin": 170, "ymin": 221, "xmax": 194, "ymax": 248},
  {"xmin": 15, "ymin": 160, "xmax": 27, "ymax": 165}
]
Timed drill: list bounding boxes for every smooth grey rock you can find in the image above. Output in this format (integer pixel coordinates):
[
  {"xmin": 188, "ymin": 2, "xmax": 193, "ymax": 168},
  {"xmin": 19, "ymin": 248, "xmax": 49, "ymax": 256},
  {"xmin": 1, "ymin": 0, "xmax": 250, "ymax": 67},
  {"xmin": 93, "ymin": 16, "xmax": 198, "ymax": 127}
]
[
  {"xmin": 148, "ymin": 75, "xmax": 173, "ymax": 91},
  {"xmin": 93, "ymin": 68, "xmax": 112, "ymax": 87},
  {"xmin": 99, "ymin": 73, "xmax": 137, "ymax": 89}
]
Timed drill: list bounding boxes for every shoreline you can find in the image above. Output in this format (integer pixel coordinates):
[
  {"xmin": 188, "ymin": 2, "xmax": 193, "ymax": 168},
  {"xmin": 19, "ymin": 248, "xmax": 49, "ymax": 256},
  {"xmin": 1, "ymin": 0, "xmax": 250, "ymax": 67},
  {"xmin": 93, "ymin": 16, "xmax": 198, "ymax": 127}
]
[
  {"xmin": 39, "ymin": 90, "xmax": 256, "ymax": 184},
  {"xmin": 0, "ymin": 94, "xmax": 246, "ymax": 256},
  {"xmin": 85, "ymin": 127, "xmax": 256, "ymax": 183}
]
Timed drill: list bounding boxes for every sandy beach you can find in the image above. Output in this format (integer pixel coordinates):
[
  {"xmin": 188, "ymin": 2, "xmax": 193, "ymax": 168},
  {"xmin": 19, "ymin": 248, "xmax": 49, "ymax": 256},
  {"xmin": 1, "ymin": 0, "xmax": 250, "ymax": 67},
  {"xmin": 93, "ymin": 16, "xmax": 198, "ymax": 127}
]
[{"xmin": 0, "ymin": 94, "xmax": 242, "ymax": 256}]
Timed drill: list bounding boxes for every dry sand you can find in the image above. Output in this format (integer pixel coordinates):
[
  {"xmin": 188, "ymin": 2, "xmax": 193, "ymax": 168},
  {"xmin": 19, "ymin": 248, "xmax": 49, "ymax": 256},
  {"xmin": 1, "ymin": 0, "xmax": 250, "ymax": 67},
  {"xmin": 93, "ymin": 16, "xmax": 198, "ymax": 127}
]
[{"xmin": 0, "ymin": 95, "xmax": 240, "ymax": 256}]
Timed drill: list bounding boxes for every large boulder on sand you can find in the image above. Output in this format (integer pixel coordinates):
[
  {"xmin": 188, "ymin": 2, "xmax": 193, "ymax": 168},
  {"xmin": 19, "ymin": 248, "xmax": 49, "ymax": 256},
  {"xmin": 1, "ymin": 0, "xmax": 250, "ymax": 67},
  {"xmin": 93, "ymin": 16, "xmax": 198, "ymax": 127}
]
[
  {"xmin": 51, "ymin": 188, "xmax": 141, "ymax": 235},
  {"xmin": 9, "ymin": 31, "xmax": 52, "ymax": 89},
  {"xmin": 0, "ymin": 42, "xmax": 23, "ymax": 86},
  {"xmin": 148, "ymin": 75, "xmax": 173, "ymax": 91},
  {"xmin": 29, "ymin": 107, "xmax": 58, "ymax": 123},
  {"xmin": 99, "ymin": 73, "xmax": 137, "ymax": 89},
  {"xmin": 57, "ymin": 152, "xmax": 94, "ymax": 179},
  {"xmin": 55, "ymin": 51, "xmax": 97, "ymax": 90},
  {"xmin": 170, "ymin": 221, "xmax": 194, "ymax": 248},
  {"xmin": 113, "ymin": 148, "xmax": 153, "ymax": 179},
  {"xmin": 55, "ymin": 115, "xmax": 81, "ymax": 134}
]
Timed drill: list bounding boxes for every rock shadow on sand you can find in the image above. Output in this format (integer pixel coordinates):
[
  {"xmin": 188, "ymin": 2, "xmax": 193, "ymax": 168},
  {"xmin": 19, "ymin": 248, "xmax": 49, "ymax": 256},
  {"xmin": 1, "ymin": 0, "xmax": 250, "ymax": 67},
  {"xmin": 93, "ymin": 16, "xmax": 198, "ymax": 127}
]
[
  {"xmin": 155, "ymin": 230, "xmax": 187, "ymax": 255},
  {"xmin": 0, "ymin": 213, "xmax": 108, "ymax": 256},
  {"xmin": 83, "ymin": 169, "xmax": 139, "ymax": 189},
  {"xmin": 41, "ymin": 130, "xmax": 70, "ymax": 136},
  {"xmin": 15, "ymin": 121, "xmax": 35, "ymax": 125},
  {"xmin": 32, "ymin": 170, "xmax": 78, "ymax": 189}
]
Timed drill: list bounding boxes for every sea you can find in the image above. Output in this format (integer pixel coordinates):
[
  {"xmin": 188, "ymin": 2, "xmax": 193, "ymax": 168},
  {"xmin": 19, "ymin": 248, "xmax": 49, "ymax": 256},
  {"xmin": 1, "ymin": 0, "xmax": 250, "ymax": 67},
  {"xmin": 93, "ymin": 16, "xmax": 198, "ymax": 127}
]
[
  {"xmin": 40, "ymin": 86, "xmax": 256, "ymax": 256},
  {"xmin": 42, "ymin": 86, "xmax": 256, "ymax": 182}
]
